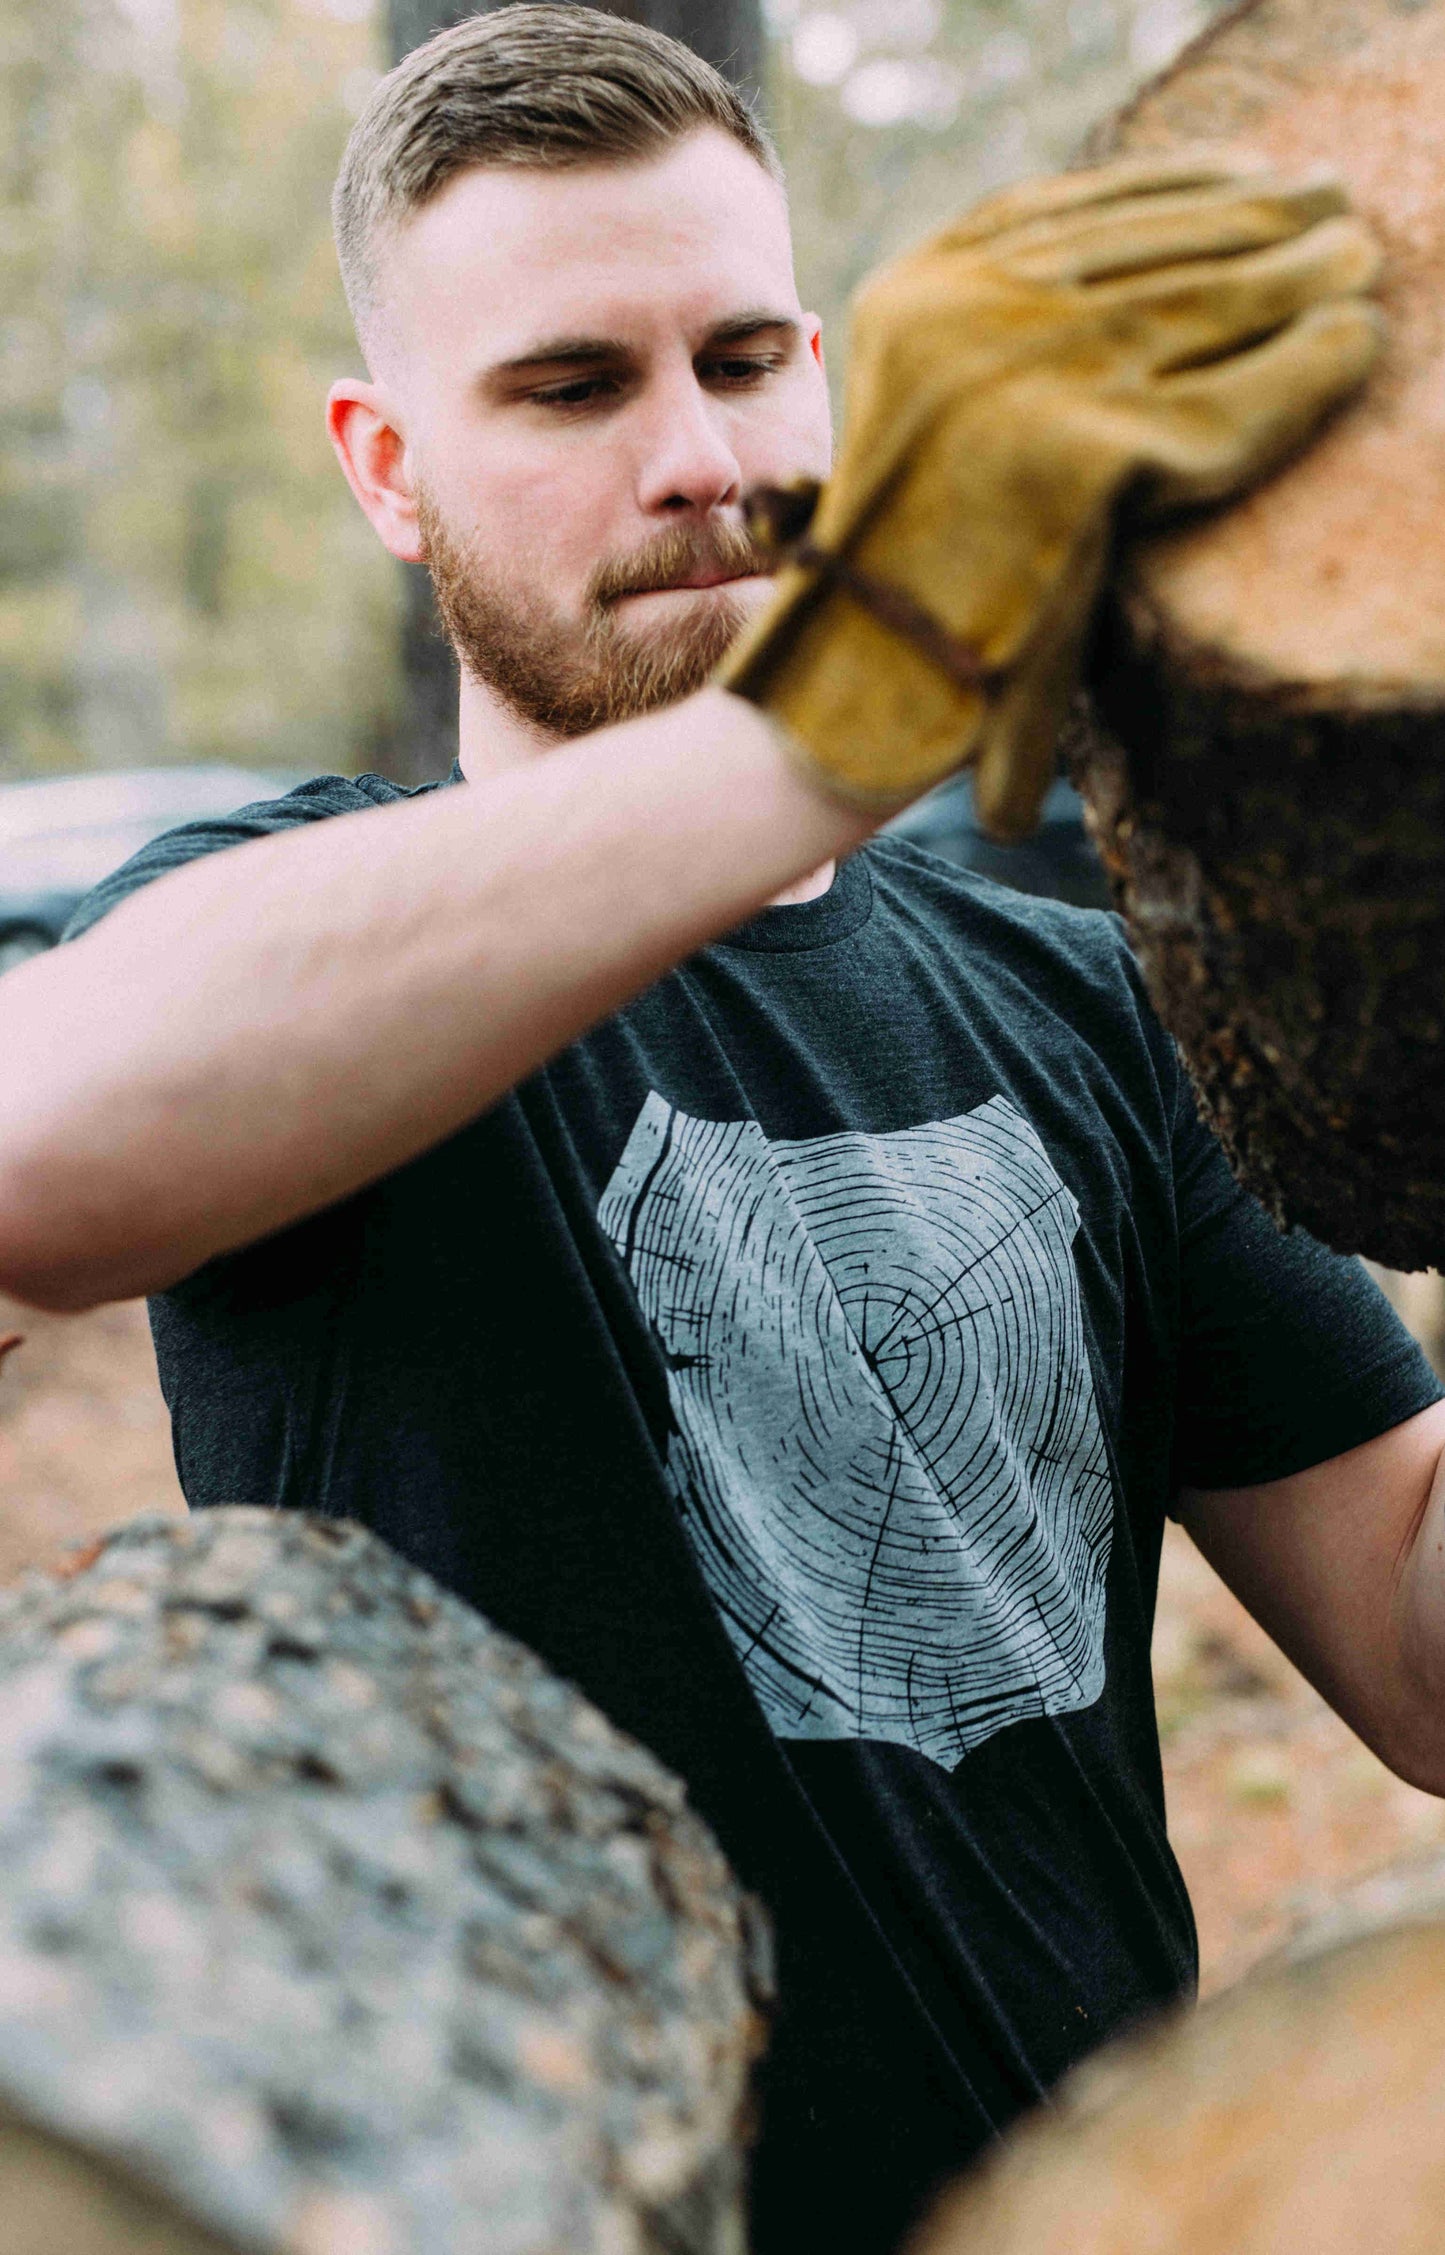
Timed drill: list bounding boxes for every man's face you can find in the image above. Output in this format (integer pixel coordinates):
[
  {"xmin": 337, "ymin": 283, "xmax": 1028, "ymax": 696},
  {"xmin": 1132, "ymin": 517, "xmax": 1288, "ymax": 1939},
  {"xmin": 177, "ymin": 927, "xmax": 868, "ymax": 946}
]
[{"xmin": 370, "ymin": 128, "xmax": 832, "ymax": 736}]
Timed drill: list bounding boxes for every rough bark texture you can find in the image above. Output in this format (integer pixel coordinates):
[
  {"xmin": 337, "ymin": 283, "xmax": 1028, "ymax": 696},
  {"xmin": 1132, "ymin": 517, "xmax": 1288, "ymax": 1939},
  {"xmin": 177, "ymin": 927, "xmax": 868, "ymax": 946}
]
[
  {"xmin": 914, "ymin": 1914, "xmax": 1445, "ymax": 2255},
  {"xmin": 1071, "ymin": 689, "xmax": 1445, "ymax": 1265},
  {"xmin": 1073, "ymin": 0, "xmax": 1445, "ymax": 1268},
  {"xmin": 0, "ymin": 1510, "xmax": 767, "ymax": 2255}
]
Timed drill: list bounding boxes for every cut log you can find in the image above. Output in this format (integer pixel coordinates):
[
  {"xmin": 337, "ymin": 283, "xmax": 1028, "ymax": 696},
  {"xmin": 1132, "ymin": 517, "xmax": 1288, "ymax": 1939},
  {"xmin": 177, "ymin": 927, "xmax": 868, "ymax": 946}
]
[
  {"xmin": 0, "ymin": 1510, "xmax": 766, "ymax": 2255},
  {"xmin": 913, "ymin": 1915, "xmax": 1445, "ymax": 2255},
  {"xmin": 1075, "ymin": 0, "xmax": 1445, "ymax": 1268}
]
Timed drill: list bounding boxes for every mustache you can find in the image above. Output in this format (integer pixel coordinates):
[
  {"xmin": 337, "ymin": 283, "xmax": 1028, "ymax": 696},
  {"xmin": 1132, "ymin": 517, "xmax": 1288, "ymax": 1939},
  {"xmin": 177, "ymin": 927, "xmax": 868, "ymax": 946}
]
[{"xmin": 587, "ymin": 519, "xmax": 771, "ymax": 607}]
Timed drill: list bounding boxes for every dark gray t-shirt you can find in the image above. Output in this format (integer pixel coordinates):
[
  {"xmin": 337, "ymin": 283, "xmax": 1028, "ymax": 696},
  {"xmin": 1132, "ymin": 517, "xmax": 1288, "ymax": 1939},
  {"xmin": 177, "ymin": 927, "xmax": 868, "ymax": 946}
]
[{"xmin": 68, "ymin": 770, "xmax": 1442, "ymax": 2253}]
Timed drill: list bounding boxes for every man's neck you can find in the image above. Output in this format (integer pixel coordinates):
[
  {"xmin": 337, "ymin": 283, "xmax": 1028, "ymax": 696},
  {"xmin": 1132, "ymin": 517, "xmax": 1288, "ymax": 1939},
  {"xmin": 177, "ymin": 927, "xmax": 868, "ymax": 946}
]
[
  {"xmin": 455, "ymin": 671, "xmax": 837, "ymax": 907},
  {"xmin": 456, "ymin": 670, "xmax": 560, "ymax": 783}
]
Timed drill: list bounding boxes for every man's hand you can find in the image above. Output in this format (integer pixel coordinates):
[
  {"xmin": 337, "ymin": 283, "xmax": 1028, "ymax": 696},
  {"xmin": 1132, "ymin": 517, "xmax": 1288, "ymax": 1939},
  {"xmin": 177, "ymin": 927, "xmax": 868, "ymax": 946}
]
[{"xmin": 723, "ymin": 154, "xmax": 1382, "ymax": 838}]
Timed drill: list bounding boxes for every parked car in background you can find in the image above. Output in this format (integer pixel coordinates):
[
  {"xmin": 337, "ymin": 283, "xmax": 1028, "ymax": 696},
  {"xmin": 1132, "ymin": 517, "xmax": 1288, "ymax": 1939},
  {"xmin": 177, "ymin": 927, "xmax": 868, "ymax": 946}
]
[
  {"xmin": 0, "ymin": 766, "xmax": 304, "ymax": 976},
  {"xmin": 887, "ymin": 771, "xmax": 1111, "ymax": 911}
]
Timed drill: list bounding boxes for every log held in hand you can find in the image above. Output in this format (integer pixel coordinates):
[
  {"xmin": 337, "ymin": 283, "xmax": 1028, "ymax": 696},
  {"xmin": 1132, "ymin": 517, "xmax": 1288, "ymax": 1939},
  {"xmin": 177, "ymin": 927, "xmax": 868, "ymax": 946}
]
[{"xmin": 1076, "ymin": 0, "xmax": 1445, "ymax": 1268}]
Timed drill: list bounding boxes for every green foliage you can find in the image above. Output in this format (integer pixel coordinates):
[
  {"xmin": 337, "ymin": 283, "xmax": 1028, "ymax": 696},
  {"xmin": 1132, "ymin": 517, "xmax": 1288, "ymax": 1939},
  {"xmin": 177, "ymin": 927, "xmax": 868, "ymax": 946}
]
[
  {"xmin": 771, "ymin": 0, "xmax": 1222, "ymax": 384},
  {"xmin": 0, "ymin": 0, "xmax": 398, "ymax": 782}
]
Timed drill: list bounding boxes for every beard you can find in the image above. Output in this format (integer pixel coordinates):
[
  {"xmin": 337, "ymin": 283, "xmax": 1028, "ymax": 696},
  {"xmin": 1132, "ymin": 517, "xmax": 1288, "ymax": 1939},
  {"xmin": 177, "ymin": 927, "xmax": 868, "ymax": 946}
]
[{"xmin": 416, "ymin": 488, "xmax": 769, "ymax": 739}]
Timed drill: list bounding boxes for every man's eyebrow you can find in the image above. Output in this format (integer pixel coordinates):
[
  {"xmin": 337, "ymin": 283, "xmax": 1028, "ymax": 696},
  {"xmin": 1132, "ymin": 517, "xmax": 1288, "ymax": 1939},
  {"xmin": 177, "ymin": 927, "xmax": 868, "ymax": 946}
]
[
  {"xmin": 484, "ymin": 336, "xmax": 634, "ymax": 388},
  {"xmin": 701, "ymin": 311, "xmax": 801, "ymax": 349}
]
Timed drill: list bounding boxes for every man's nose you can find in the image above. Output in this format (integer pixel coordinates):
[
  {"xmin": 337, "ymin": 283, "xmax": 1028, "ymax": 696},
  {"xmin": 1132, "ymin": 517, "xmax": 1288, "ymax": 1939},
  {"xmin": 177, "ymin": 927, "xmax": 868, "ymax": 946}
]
[{"xmin": 634, "ymin": 377, "xmax": 744, "ymax": 517}]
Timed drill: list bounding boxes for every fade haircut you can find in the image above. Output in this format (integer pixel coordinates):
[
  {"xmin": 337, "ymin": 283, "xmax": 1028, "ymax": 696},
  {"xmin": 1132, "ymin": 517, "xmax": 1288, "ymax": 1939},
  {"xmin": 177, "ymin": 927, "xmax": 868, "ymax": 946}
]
[{"xmin": 333, "ymin": 4, "xmax": 783, "ymax": 353}]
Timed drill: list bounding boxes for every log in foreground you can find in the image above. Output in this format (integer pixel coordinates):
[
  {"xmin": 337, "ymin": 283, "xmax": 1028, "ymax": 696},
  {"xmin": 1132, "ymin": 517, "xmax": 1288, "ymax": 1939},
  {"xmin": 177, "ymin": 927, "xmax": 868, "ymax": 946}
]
[
  {"xmin": 915, "ymin": 1916, "xmax": 1445, "ymax": 2255},
  {"xmin": 0, "ymin": 1510, "xmax": 766, "ymax": 2255},
  {"xmin": 1076, "ymin": 0, "xmax": 1445, "ymax": 1268}
]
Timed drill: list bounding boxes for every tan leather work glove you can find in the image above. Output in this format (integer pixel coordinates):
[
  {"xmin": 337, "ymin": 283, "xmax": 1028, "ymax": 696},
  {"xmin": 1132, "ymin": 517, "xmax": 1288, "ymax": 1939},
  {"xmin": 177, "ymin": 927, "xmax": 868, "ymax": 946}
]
[{"xmin": 721, "ymin": 155, "xmax": 1382, "ymax": 839}]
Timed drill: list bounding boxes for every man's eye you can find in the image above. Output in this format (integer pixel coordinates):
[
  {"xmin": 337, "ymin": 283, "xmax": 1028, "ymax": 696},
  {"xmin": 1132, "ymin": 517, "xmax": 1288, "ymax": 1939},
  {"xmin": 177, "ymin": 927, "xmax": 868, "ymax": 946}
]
[
  {"xmin": 704, "ymin": 355, "xmax": 784, "ymax": 387},
  {"xmin": 531, "ymin": 377, "xmax": 620, "ymax": 409}
]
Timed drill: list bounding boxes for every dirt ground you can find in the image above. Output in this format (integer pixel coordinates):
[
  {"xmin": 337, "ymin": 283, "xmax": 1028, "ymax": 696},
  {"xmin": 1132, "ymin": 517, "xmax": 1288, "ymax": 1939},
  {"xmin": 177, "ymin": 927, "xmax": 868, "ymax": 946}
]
[
  {"xmin": 0, "ymin": 1291, "xmax": 184, "ymax": 1585},
  {"xmin": 4, "ymin": 1276, "xmax": 1445, "ymax": 1998}
]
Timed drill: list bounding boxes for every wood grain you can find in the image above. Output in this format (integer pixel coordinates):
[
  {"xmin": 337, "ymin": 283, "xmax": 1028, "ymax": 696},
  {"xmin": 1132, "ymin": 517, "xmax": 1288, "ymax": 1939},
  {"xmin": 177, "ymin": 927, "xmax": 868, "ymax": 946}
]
[{"xmin": 915, "ymin": 1916, "xmax": 1445, "ymax": 2254}]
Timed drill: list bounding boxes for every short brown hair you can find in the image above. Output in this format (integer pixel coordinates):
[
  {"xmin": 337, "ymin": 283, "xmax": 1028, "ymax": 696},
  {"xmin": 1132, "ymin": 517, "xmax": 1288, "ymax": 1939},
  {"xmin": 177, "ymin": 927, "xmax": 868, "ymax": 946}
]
[{"xmin": 334, "ymin": 4, "xmax": 782, "ymax": 348}]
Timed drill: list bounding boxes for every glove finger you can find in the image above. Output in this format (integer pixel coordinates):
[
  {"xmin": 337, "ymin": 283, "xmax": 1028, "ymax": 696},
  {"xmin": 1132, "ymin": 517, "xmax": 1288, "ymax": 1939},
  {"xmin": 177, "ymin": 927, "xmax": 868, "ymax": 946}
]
[
  {"xmin": 971, "ymin": 693, "xmax": 1073, "ymax": 846},
  {"xmin": 994, "ymin": 175, "xmax": 1349, "ymax": 288},
  {"xmin": 1109, "ymin": 214, "xmax": 1381, "ymax": 367},
  {"xmin": 1138, "ymin": 296, "xmax": 1383, "ymax": 512},
  {"xmin": 971, "ymin": 533, "xmax": 1107, "ymax": 842},
  {"xmin": 927, "ymin": 149, "xmax": 1265, "ymax": 254}
]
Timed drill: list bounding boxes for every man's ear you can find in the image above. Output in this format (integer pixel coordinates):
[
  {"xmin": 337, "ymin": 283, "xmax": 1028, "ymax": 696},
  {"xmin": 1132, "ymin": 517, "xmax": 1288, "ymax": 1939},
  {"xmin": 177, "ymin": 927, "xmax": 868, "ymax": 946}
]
[
  {"xmin": 327, "ymin": 379, "xmax": 423, "ymax": 564},
  {"xmin": 804, "ymin": 316, "xmax": 833, "ymax": 468}
]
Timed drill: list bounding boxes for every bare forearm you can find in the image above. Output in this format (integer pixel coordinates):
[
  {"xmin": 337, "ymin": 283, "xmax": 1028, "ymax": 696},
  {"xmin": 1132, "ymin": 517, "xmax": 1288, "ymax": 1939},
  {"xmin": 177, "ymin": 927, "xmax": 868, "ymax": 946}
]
[
  {"xmin": 1389, "ymin": 1436, "xmax": 1445, "ymax": 1787},
  {"xmin": 0, "ymin": 690, "xmax": 869, "ymax": 1310},
  {"xmin": 1182, "ymin": 1401, "xmax": 1445, "ymax": 1797}
]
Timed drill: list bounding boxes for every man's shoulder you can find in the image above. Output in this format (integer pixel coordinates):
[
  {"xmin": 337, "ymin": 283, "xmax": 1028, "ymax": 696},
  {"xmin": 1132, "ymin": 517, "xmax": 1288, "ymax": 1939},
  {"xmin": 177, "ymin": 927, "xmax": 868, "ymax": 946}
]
[
  {"xmin": 864, "ymin": 832, "xmax": 1131, "ymax": 979},
  {"xmin": 63, "ymin": 768, "xmax": 451, "ymax": 942},
  {"xmin": 861, "ymin": 832, "xmax": 1174, "ymax": 1094}
]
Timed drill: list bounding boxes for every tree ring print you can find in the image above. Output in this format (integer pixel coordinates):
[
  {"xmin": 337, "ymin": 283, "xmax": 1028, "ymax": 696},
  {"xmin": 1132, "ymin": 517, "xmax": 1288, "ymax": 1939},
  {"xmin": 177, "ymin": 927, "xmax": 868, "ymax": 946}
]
[{"xmin": 599, "ymin": 1094, "xmax": 1113, "ymax": 1769}]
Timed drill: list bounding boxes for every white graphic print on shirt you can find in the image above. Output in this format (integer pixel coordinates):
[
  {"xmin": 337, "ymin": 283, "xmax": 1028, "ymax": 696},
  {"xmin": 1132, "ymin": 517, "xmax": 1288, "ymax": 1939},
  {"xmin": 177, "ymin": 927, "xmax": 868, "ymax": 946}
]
[{"xmin": 598, "ymin": 1092, "xmax": 1113, "ymax": 1770}]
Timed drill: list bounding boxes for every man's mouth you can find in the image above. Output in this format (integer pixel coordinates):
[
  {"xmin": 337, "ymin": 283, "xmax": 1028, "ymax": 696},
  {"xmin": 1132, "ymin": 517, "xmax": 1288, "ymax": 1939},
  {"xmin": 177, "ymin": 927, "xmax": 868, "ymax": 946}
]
[
  {"xmin": 649, "ymin": 568, "xmax": 748, "ymax": 595},
  {"xmin": 589, "ymin": 527, "xmax": 774, "ymax": 609},
  {"xmin": 621, "ymin": 566, "xmax": 763, "ymax": 597}
]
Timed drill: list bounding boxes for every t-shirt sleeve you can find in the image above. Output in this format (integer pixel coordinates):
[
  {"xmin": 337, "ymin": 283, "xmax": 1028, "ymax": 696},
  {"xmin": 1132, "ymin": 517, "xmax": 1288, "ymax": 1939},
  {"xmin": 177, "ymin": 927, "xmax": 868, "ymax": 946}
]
[
  {"xmin": 61, "ymin": 773, "xmax": 416, "ymax": 943},
  {"xmin": 1169, "ymin": 1062, "xmax": 1443, "ymax": 1491}
]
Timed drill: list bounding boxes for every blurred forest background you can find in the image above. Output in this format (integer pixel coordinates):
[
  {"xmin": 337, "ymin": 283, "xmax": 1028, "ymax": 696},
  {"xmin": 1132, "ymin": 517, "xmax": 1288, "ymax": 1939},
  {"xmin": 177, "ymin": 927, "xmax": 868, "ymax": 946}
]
[{"xmin": 0, "ymin": 0, "xmax": 1219, "ymax": 786}]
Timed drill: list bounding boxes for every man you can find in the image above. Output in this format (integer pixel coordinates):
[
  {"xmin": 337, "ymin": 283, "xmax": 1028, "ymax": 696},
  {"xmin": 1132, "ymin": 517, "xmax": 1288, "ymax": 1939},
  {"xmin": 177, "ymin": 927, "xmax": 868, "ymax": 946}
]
[{"xmin": 0, "ymin": 10, "xmax": 1441, "ymax": 2248}]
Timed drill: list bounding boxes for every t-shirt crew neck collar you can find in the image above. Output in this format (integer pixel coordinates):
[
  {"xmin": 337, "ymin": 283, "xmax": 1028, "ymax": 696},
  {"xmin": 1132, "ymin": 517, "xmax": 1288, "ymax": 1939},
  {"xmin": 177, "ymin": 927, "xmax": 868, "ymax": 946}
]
[{"xmin": 719, "ymin": 849, "xmax": 874, "ymax": 953}]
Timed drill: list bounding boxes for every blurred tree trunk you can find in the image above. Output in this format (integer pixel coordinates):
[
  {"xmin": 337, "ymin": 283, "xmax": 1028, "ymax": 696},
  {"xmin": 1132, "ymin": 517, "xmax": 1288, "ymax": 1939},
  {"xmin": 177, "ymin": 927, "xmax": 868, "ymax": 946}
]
[
  {"xmin": 389, "ymin": 0, "xmax": 762, "ymax": 92},
  {"xmin": 382, "ymin": 0, "xmax": 765, "ymax": 783}
]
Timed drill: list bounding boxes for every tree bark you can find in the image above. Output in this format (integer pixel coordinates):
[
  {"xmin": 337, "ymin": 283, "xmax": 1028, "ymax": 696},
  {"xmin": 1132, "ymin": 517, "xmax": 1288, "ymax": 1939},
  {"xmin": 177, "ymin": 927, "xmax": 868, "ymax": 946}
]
[
  {"xmin": 1072, "ymin": 0, "xmax": 1445, "ymax": 1269},
  {"xmin": 380, "ymin": 0, "xmax": 765, "ymax": 784},
  {"xmin": 915, "ymin": 1914, "xmax": 1445, "ymax": 2255},
  {"xmin": 0, "ymin": 1510, "xmax": 766, "ymax": 2254}
]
